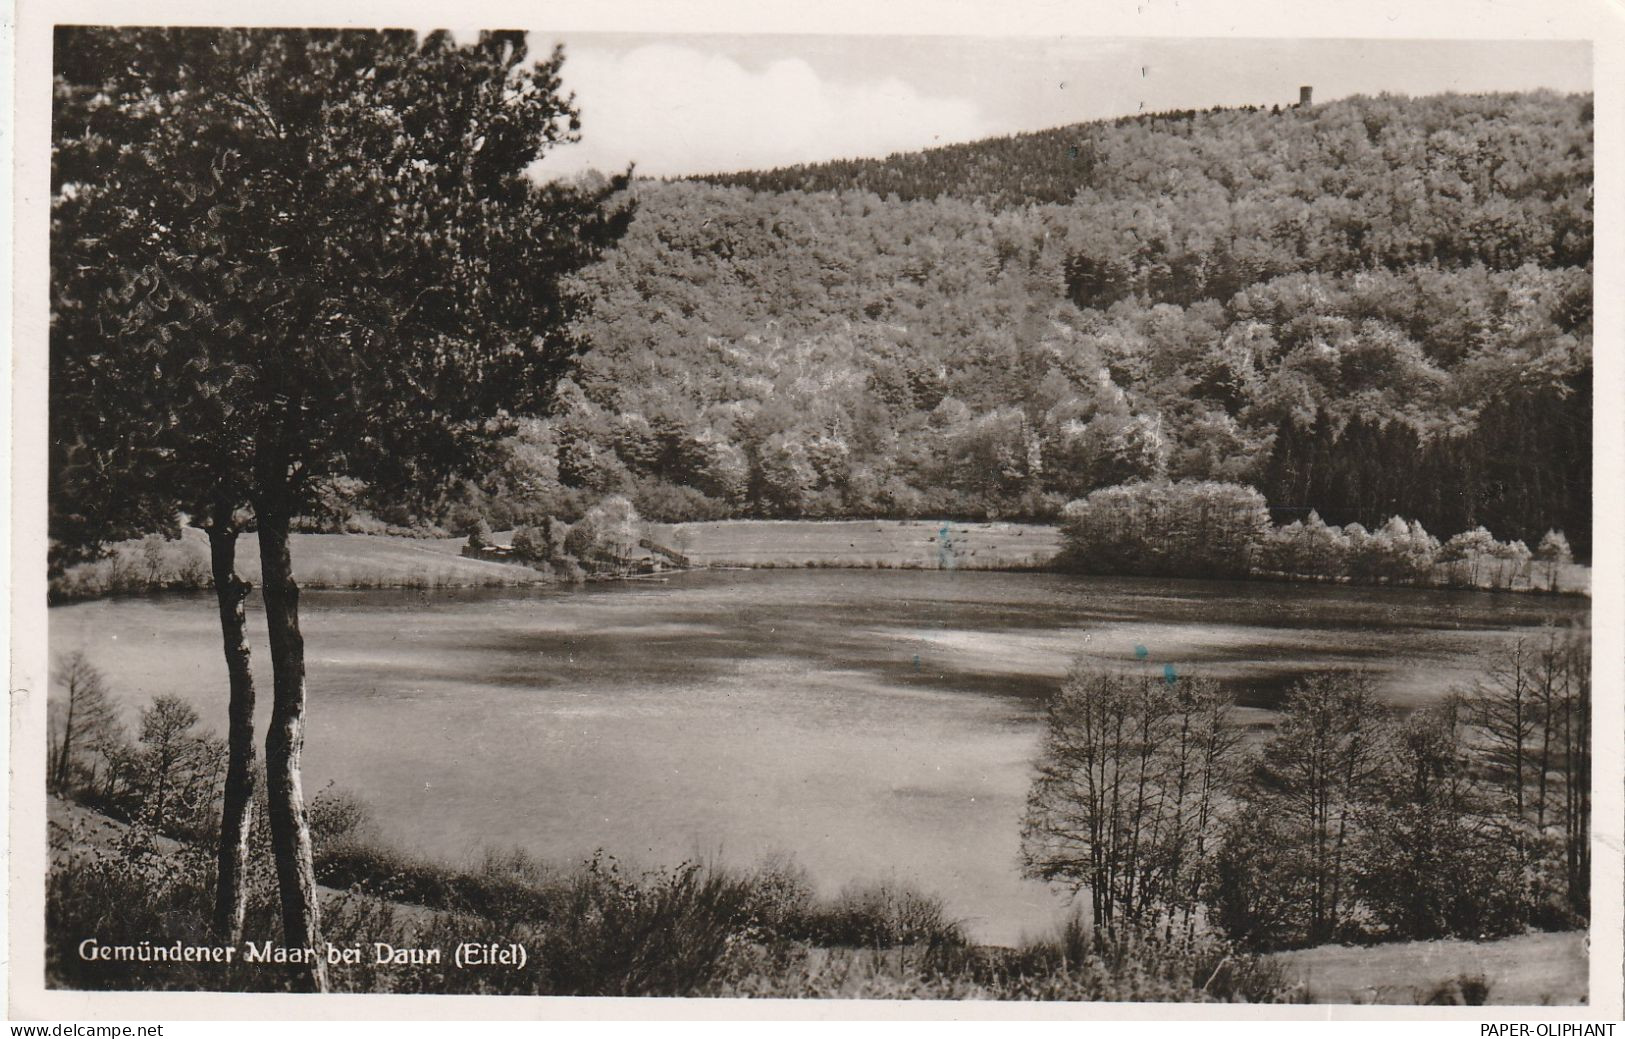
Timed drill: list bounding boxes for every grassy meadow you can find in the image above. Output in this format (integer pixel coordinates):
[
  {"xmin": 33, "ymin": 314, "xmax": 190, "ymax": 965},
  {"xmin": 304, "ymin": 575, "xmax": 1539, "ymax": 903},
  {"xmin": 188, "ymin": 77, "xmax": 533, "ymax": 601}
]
[
  {"xmin": 667, "ymin": 519, "xmax": 1061, "ymax": 570},
  {"xmin": 1276, "ymin": 931, "xmax": 1587, "ymax": 1006}
]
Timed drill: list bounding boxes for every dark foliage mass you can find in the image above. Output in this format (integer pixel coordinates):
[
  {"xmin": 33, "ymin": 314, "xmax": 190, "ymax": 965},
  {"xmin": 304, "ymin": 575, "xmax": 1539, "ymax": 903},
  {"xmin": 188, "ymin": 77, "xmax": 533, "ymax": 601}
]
[
  {"xmin": 448, "ymin": 92, "xmax": 1588, "ymax": 556},
  {"xmin": 50, "ymin": 26, "xmax": 634, "ymax": 567}
]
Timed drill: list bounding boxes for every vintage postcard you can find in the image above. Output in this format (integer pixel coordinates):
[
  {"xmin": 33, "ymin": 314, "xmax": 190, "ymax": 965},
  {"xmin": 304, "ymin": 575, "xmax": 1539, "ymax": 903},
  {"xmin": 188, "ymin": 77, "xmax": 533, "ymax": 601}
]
[{"xmin": 8, "ymin": 0, "xmax": 1623, "ymax": 1024}]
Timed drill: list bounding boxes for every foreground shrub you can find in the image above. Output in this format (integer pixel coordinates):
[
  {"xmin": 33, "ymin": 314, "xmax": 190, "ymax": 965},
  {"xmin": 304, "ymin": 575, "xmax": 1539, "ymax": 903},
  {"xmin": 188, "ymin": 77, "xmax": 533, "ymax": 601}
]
[
  {"xmin": 980, "ymin": 916, "xmax": 1296, "ymax": 1002},
  {"xmin": 706, "ymin": 916, "xmax": 1299, "ymax": 1002},
  {"xmin": 801, "ymin": 881, "xmax": 966, "ymax": 948},
  {"xmin": 1424, "ymin": 973, "xmax": 1491, "ymax": 1006},
  {"xmin": 48, "ymin": 822, "xmax": 286, "ymax": 992},
  {"xmin": 49, "ymin": 535, "xmax": 211, "ymax": 603}
]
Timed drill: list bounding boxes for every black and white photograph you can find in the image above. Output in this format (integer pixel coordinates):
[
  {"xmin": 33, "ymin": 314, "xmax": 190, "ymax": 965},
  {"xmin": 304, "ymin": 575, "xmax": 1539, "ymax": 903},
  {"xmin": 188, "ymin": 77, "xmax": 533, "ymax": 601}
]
[{"xmin": 9, "ymin": 0, "xmax": 1622, "ymax": 1021}]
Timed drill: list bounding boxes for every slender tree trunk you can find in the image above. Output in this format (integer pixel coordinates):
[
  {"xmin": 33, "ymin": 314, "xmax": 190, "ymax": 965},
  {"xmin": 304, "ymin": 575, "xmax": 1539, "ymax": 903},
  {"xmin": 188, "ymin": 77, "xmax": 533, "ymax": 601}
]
[
  {"xmin": 47, "ymin": 720, "xmax": 59, "ymax": 791},
  {"xmin": 1105, "ymin": 710, "xmax": 1128, "ymax": 930},
  {"xmin": 1568, "ymin": 655, "xmax": 1591, "ymax": 915},
  {"xmin": 1312, "ymin": 743, "xmax": 1330, "ymax": 944},
  {"xmin": 257, "ymin": 506, "xmax": 329, "ymax": 992},
  {"xmin": 1513, "ymin": 662, "xmax": 1528, "ymax": 826},
  {"xmin": 1537, "ymin": 655, "xmax": 1553, "ymax": 831},
  {"xmin": 150, "ymin": 742, "xmax": 173, "ymax": 828},
  {"xmin": 209, "ymin": 521, "xmax": 258, "ymax": 944},
  {"xmin": 55, "ymin": 695, "xmax": 76, "ymax": 792},
  {"xmin": 102, "ymin": 753, "xmax": 119, "ymax": 801}
]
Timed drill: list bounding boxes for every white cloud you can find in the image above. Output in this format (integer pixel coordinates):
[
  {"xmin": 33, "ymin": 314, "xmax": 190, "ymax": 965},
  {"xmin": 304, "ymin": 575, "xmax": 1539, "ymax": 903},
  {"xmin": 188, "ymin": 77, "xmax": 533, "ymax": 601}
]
[{"xmin": 534, "ymin": 42, "xmax": 991, "ymax": 178}]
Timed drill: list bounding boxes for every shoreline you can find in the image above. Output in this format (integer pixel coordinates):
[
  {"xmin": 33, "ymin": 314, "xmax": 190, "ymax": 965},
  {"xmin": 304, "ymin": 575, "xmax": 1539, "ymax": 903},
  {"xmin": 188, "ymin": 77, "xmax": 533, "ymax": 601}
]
[{"xmin": 49, "ymin": 520, "xmax": 1591, "ymax": 605}]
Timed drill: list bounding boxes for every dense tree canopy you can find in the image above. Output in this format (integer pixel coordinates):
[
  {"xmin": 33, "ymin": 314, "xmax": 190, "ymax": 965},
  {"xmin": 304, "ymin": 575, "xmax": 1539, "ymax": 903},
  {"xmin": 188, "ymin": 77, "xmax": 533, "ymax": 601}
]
[
  {"xmin": 704, "ymin": 92, "xmax": 1592, "ymax": 275},
  {"xmin": 52, "ymin": 28, "xmax": 631, "ymax": 560}
]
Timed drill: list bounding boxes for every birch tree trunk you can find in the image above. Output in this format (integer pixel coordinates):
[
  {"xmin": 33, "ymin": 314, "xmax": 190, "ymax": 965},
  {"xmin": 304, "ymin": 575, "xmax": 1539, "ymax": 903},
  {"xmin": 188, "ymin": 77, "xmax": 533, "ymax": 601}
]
[
  {"xmin": 208, "ymin": 519, "xmax": 258, "ymax": 944},
  {"xmin": 256, "ymin": 505, "xmax": 329, "ymax": 992}
]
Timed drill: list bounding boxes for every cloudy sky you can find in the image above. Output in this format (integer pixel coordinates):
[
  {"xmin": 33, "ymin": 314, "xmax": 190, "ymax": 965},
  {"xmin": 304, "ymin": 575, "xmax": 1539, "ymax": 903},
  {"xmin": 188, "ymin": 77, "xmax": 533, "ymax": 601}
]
[{"xmin": 527, "ymin": 36, "xmax": 1591, "ymax": 179}]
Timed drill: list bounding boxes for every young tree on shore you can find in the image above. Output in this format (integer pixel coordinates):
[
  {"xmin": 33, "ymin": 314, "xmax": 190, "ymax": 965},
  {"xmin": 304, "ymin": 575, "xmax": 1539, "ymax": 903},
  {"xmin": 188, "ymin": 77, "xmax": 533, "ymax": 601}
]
[
  {"xmin": 1555, "ymin": 624, "xmax": 1591, "ymax": 916},
  {"xmin": 1022, "ymin": 660, "xmax": 1239, "ymax": 935},
  {"xmin": 565, "ymin": 495, "xmax": 643, "ymax": 569},
  {"xmin": 1353, "ymin": 701, "xmax": 1513, "ymax": 940},
  {"xmin": 137, "ymin": 695, "xmax": 203, "ymax": 830},
  {"xmin": 1535, "ymin": 530, "xmax": 1574, "ymax": 592},
  {"xmin": 1440, "ymin": 526, "xmax": 1498, "ymax": 588},
  {"xmin": 49, "ymin": 652, "xmax": 119, "ymax": 794},
  {"xmin": 51, "ymin": 28, "xmax": 631, "ymax": 987},
  {"xmin": 1467, "ymin": 626, "xmax": 1591, "ymax": 923},
  {"xmin": 1237, "ymin": 671, "xmax": 1390, "ymax": 945}
]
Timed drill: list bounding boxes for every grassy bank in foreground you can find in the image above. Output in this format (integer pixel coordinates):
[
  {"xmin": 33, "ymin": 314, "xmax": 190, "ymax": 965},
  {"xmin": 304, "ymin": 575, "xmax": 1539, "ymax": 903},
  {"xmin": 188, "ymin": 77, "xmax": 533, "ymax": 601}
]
[
  {"xmin": 48, "ymin": 795, "xmax": 1291, "ymax": 1001},
  {"xmin": 47, "ymin": 795, "xmax": 1580, "ymax": 1002},
  {"xmin": 1277, "ymin": 931, "xmax": 1587, "ymax": 1006}
]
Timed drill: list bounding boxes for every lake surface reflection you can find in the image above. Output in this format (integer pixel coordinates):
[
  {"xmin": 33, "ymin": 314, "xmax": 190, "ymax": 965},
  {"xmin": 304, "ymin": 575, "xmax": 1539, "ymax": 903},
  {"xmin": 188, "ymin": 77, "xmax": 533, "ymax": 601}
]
[{"xmin": 49, "ymin": 570, "xmax": 1585, "ymax": 944}]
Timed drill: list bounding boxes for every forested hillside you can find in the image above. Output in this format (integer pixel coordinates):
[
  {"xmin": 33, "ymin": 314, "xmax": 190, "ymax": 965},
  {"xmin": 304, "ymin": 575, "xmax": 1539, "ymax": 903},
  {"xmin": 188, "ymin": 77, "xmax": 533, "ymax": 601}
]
[{"xmin": 454, "ymin": 92, "xmax": 1590, "ymax": 556}]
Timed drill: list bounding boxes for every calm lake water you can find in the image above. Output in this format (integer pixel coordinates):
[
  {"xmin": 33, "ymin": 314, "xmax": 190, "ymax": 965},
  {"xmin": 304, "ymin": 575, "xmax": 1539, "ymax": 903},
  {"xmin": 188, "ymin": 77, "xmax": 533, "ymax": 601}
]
[{"xmin": 49, "ymin": 570, "xmax": 1586, "ymax": 944}]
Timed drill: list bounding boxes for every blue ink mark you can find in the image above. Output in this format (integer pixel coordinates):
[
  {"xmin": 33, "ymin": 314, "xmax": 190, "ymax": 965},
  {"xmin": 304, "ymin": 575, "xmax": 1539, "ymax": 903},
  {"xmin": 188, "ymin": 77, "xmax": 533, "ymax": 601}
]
[
  {"xmin": 1163, "ymin": 663, "xmax": 1177, "ymax": 685},
  {"xmin": 1134, "ymin": 644, "xmax": 1149, "ymax": 660},
  {"xmin": 937, "ymin": 522, "xmax": 955, "ymax": 570}
]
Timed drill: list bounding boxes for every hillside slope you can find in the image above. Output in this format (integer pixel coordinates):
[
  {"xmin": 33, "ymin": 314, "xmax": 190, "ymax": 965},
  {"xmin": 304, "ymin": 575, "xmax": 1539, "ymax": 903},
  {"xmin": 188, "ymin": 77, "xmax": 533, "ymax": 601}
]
[{"xmin": 477, "ymin": 92, "xmax": 1591, "ymax": 554}]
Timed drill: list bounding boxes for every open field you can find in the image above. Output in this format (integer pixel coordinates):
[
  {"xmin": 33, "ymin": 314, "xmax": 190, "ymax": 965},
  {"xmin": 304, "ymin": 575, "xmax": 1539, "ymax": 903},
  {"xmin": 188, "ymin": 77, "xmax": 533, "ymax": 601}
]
[
  {"xmin": 1275, "ymin": 931, "xmax": 1587, "ymax": 1005},
  {"xmin": 256, "ymin": 521, "xmax": 1064, "ymax": 580},
  {"xmin": 666, "ymin": 519, "xmax": 1063, "ymax": 570},
  {"xmin": 232, "ymin": 530, "xmax": 544, "ymax": 588},
  {"xmin": 51, "ymin": 527, "xmax": 548, "ymax": 599}
]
